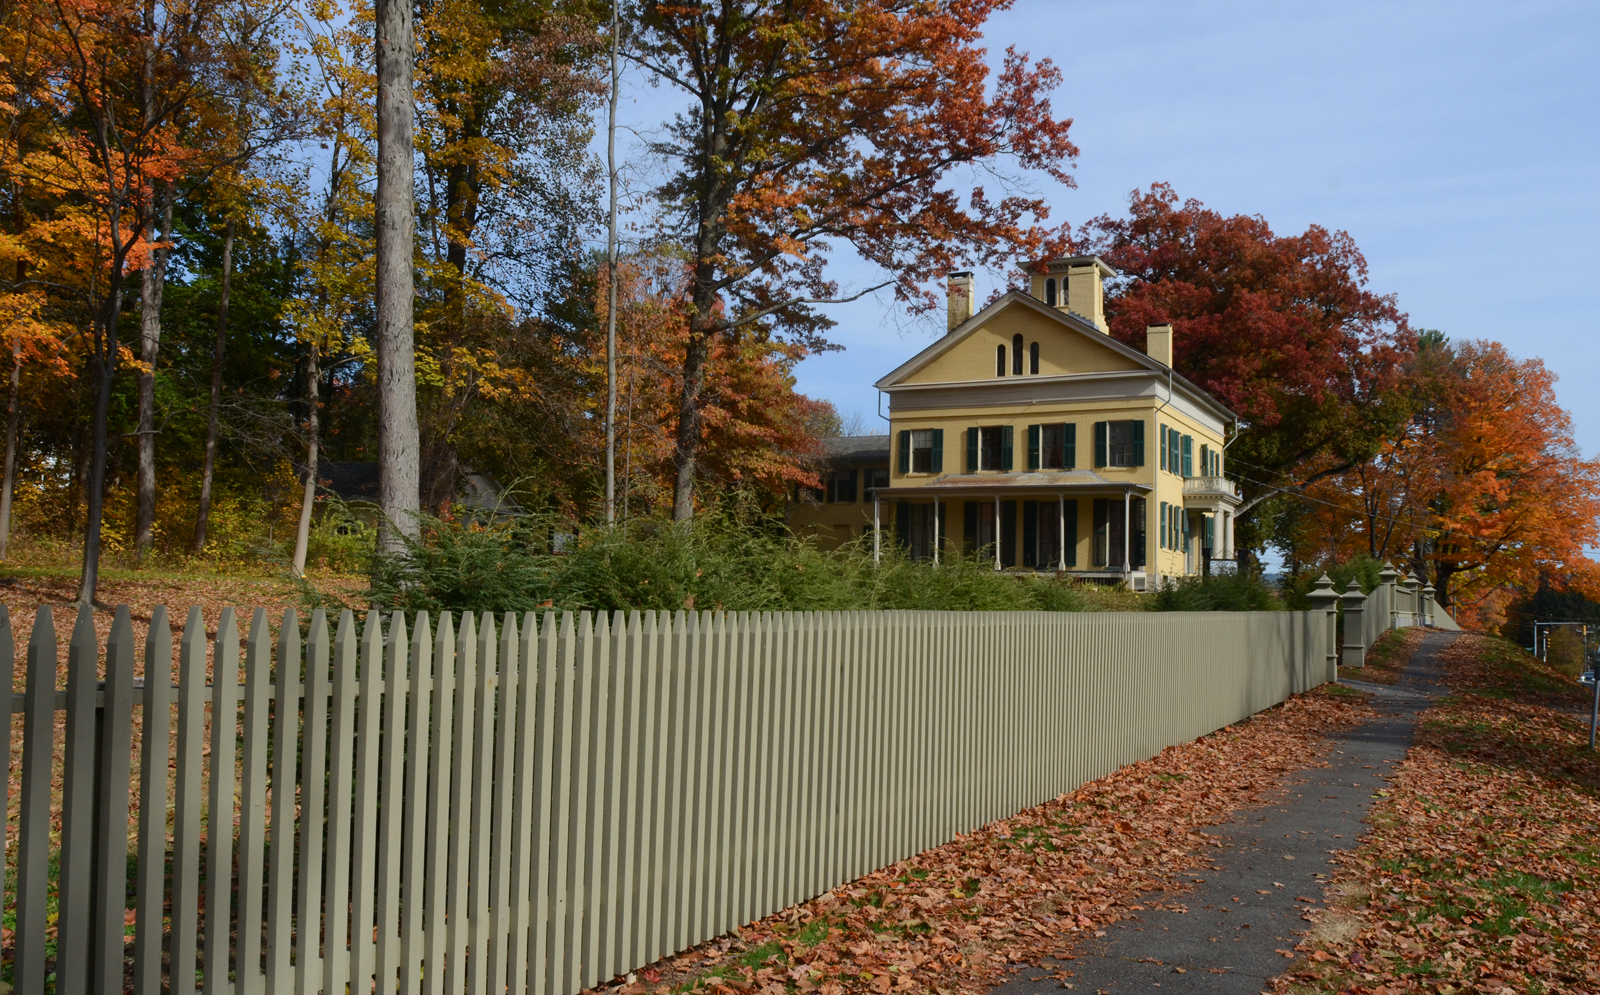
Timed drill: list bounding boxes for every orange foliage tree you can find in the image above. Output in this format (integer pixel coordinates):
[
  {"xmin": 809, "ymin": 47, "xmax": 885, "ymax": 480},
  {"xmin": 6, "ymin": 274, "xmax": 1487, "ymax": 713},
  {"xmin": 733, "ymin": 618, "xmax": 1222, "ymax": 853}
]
[
  {"xmin": 1291, "ymin": 336, "xmax": 1600, "ymax": 627},
  {"xmin": 631, "ymin": 0, "xmax": 1079, "ymax": 520}
]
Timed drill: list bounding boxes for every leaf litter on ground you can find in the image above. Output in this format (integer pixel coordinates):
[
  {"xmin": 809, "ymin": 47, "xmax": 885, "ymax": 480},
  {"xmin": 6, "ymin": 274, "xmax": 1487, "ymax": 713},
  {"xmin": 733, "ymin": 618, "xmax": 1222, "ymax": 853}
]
[
  {"xmin": 1278, "ymin": 632, "xmax": 1600, "ymax": 995},
  {"xmin": 598, "ymin": 685, "xmax": 1374, "ymax": 995}
]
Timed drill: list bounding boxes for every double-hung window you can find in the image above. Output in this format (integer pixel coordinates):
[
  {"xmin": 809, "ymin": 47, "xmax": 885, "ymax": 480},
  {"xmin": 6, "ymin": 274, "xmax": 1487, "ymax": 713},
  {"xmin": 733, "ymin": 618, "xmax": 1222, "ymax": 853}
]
[
  {"xmin": 897, "ymin": 428, "xmax": 944, "ymax": 474},
  {"xmin": 1092, "ymin": 420, "xmax": 1145, "ymax": 468},
  {"xmin": 979, "ymin": 426, "xmax": 1011, "ymax": 471},
  {"xmin": 1027, "ymin": 423, "xmax": 1076, "ymax": 470},
  {"xmin": 824, "ymin": 469, "xmax": 857, "ymax": 503}
]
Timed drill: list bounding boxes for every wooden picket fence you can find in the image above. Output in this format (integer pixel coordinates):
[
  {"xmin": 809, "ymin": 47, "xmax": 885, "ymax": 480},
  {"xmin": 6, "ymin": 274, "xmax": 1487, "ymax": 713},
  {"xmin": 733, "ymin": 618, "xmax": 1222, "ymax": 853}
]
[{"xmin": 1, "ymin": 602, "xmax": 1336, "ymax": 994}]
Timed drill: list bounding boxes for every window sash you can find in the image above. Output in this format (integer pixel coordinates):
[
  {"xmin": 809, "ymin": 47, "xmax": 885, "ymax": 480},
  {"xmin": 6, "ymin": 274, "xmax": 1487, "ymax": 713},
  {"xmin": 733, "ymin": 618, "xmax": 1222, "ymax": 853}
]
[{"xmin": 911, "ymin": 429, "xmax": 934, "ymax": 473}]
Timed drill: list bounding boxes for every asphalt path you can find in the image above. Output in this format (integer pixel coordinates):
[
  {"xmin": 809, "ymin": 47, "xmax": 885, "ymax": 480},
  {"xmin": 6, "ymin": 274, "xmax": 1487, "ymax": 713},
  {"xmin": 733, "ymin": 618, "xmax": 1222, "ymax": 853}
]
[{"xmin": 991, "ymin": 631, "xmax": 1455, "ymax": 994}]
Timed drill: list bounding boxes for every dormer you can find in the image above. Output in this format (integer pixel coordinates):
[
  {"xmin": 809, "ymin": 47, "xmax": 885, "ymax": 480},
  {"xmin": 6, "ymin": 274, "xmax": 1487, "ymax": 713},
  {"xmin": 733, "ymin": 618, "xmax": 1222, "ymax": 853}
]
[{"xmin": 1025, "ymin": 255, "xmax": 1116, "ymax": 333}]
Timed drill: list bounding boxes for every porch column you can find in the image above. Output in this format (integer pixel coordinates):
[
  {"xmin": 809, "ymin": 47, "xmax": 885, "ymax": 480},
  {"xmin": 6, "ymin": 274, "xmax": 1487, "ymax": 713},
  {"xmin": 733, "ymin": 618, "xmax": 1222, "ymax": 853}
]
[
  {"xmin": 932, "ymin": 500, "xmax": 940, "ymax": 566},
  {"xmin": 1057, "ymin": 495, "xmax": 1066, "ymax": 572},
  {"xmin": 1223, "ymin": 511, "xmax": 1234, "ymax": 558},
  {"xmin": 872, "ymin": 496, "xmax": 881, "ymax": 564},
  {"xmin": 994, "ymin": 494, "xmax": 1001, "ymax": 571},
  {"xmin": 1122, "ymin": 490, "xmax": 1131, "ymax": 578}
]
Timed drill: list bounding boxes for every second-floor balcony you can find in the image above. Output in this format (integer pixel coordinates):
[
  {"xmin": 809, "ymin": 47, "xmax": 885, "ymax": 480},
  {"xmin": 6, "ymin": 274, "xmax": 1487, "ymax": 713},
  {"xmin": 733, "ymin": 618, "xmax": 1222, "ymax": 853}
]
[{"xmin": 1182, "ymin": 474, "xmax": 1241, "ymax": 510}]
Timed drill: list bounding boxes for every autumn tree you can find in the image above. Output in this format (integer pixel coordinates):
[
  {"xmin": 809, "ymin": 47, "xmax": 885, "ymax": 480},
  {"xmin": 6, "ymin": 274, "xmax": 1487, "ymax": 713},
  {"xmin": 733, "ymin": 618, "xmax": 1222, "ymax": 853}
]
[
  {"xmin": 1083, "ymin": 184, "xmax": 1415, "ymax": 560},
  {"xmin": 411, "ymin": 0, "xmax": 604, "ymax": 510},
  {"xmin": 629, "ymin": 0, "xmax": 1078, "ymax": 520},
  {"xmin": 1419, "ymin": 340, "xmax": 1600, "ymax": 618}
]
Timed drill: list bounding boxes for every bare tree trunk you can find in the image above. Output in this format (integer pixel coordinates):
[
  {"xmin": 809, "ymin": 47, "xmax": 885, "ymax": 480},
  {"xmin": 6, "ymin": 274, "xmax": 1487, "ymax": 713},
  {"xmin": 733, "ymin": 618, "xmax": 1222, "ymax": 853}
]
[
  {"xmin": 374, "ymin": 0, "xmax": 419, "ymax": 551},
  {"xmin": 0, "ymin": 330, "xmax": 21, "ymax": 560},
  {"xmin": 192, "ymin": 217, "xmax": 234, "ymax": 554},
  {"xmin": 671, "ymin": 328, "xmax": 710, "ymax": 522},
  {"xmin": 604, "ymin": 0, "xmax": 619, "ymax": 526},
  {"xmin": 291, "ymin": 342, "xmax": 320, "ymax": 576},
  {"xmin": 75, "ymin": 276, "xmax": 126, "ymax": 605},
  {"xmin": 135, "ymin": 192, "xmax": 172, "ymax": 561}
]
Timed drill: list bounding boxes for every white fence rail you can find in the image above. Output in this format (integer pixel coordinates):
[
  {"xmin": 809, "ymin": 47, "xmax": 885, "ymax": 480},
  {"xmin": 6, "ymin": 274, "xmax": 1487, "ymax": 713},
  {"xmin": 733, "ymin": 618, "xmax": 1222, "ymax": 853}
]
[{"xmin": 4, "ymin": 603, "xmax": 1344, "ymax": 994}]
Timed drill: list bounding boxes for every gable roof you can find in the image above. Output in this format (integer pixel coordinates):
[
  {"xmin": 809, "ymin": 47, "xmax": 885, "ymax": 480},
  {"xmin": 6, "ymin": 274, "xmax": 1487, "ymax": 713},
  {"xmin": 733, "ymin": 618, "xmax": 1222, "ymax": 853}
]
[{"xmin": 874, "ymin": 291, "xmax": 1236, "ymax": 423}]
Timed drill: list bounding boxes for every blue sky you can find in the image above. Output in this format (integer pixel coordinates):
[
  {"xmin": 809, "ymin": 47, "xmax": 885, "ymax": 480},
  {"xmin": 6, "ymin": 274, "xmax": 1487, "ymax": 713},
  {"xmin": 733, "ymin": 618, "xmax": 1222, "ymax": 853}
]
[{"xmin": 610, "ymin": 0, "xmax": 1599, "ymax": 452}]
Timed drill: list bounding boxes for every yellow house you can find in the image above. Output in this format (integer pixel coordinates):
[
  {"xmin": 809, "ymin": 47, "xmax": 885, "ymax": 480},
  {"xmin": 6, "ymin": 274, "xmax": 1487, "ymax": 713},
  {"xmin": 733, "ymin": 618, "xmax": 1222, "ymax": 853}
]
[{"xmin": 789, "ymin": 255, "xmax": 1242, "ymax": 589}]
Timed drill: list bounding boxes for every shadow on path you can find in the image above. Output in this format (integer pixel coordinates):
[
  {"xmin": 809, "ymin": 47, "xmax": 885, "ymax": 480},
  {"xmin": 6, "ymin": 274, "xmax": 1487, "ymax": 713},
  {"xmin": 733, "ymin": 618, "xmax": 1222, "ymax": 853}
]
[{"xmin": 991, "ymin": 631, "xmax": 1457, "ymax": 994}]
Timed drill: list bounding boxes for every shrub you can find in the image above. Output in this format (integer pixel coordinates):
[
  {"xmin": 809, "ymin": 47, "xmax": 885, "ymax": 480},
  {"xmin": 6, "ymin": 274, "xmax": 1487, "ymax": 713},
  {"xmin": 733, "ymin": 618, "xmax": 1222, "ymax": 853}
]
[
  {"xmin": 1147, "ymin": 572, "xmax": 1285, "ymax": 612},
  {"xmin": 1545, "ymin": 627, "xmax": 1588, "ymax": 677},
  {"xmin": 359, "ymin": 508, "xmax": 1093, "ymax": 615},
  {"xmin": 1281, "ymin": 555, "xmax": 1387, "ymax": 609}
]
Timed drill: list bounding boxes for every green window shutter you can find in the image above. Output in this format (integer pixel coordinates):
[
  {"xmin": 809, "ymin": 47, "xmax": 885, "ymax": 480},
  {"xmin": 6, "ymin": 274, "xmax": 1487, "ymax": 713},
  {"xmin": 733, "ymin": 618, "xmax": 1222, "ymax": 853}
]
[
  {"xmin": 1181, "ymin": 435, "xmax": 1193, "ymax": 477},
  {"xmin": 999, "ymin": 501, "xmax": 1016, "ymax": 568},
  {"xmin": 1168, "ymin": 428, "xmax": 1178, "ymax": 472},
  {"xmin": 1027, "ymin": 424, "xmax": 1040, "ymax": 471},
  {"xmin": 1064, "ymin": 499, "xmax": 1078, "ymax": 566},
  {"xmin": 1000, "ymin": 425, "xmax": 1013, "ymax": 471},
  {"xmin": 896, "ymin": 501, "xmax": 910, "ymax": 547},
  {"xmin": 1064, "ymin": 423, "xmax": 1076, "ymax": 468},
  {"xmin": 1094, "ymin": 421, "xmax": 1107, "ymax": 467},
  {"xmin": 964, "ymin": 500, "xmax": 978, "ymax": 550},
  {"xmin": 844, "ymin": 468, "xmax": 857, "ymax": 503},
  {"xmin": 1159, "ymin": 501, "xmax": 1168, "ymax": 549},
  {"xmin": 1159, "ymin": 423, "xmax": 1168, "ymax": 472},
  {"xmin": 1132, "ymin": 420, "xmax": 1145, "ymax": 466},
  {"xmin": 966, "ymin": 428, "xmax": 978, "ymax": 473},
  {"xmin": 1022, "ymin": 501, "xmax": 1038, "ymax": 568},
  {"xmin": 930, "ymin": 429, "xmax": 944, "ymax": 473},
  {"xmin": 898, "ymin": 430, "xmax": 910, "ymax": 474}
]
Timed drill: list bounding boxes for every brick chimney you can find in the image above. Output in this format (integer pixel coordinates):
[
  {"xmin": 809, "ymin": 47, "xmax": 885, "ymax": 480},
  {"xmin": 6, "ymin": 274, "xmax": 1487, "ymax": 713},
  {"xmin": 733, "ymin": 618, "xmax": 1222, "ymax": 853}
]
[
  {"xmin": 1145, "ymin": 323, "xmax": 1174, "ymax": 366},
  {"xmin": 947, "ymin": 272, "xmax": 975, "ymax": 332}
]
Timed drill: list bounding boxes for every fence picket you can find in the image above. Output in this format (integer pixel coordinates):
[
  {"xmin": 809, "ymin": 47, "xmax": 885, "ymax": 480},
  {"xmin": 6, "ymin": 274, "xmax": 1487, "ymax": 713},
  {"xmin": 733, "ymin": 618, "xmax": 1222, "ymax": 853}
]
[
  {"xmin": 488, "ymin": 613, "xmax": 521, "ymax": 995},
  {"xmin": 350, "ymin": 611, "xmax": 387, "ymax": 989},
  {"xmin": 15, "ymin": 609, "xmax": 56, "ymax": 994},
  {"xmin": 205, "ymin": 609, "xmax": 241, "ymax": 995},
  {"xmin": 297, "ymin": 609, "xmax": 332, "ymax": 995},
  {"xmin": 468, "ymin": 613, "xmax": 498, "ymax": 995},
  {"xmin": 376, "ymin": 612, "xmax": 412, "ymax": 992},
  {"xmin": 171, "ymin": 609, "xmax": 207, "ymax": 995},
  {"xmin": 238, "ymin": 609, "xmax": 274, "ymax": 995},
  {"xmin": 423, "ymin": 613, "xmax": 459, "ymax": 995},
  {"xmin": 91, "ymin": 607, "xmax": 136, "ymax": 994},
  {"xmin": 267, "ymin": 611, "xmax": 301, "ymax": 990},
  {"xmin": 57, "ymin": 604, "xmax": 98, "ymax": 995},
  {"xmin": 401, "ymin": 613, "xmax": 435, "ymax": 995},
  {"xmin": 133, "ymin": 607, "xmax": 172, "ymax": 995},
  {"xmin": 322, "ymin": 610, "xmax": 360, "ymax": 995},
  {"xmin": 444, "ymin": 613, "xmax": 478, "ymax": 995}
]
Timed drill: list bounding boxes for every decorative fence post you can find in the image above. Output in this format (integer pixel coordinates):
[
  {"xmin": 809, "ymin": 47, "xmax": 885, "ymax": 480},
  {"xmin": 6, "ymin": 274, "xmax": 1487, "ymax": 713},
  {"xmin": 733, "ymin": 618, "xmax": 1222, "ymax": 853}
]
[
  {"xmin": 1307, "ymin": 573, "xmax": 1340, "ymax": 683},
  {"xmin": 1421, "ymin": 584, "xmax": 1436, "ymax": 627},
  {"xmin": 1377, "ymin": 562, "xmax": 1401, "ymax": 629},
  {"xmin": 1341, "ymin": 580, "xmax": 1367, "ymax": 668}
]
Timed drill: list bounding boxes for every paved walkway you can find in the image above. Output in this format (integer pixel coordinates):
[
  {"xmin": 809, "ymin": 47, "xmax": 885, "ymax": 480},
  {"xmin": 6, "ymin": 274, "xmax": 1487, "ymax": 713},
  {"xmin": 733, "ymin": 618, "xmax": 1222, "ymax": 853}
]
[{"xmin": 992, "ymin": 632, "xmax": 1455, "ymax": 994}]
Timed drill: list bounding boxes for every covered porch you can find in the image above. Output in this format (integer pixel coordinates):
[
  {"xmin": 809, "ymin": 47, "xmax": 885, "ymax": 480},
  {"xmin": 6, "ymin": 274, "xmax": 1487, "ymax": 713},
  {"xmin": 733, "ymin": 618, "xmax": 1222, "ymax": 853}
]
[{"xmin": 868, "ymin": 471, "xmax": 1152, "ymax": 581}]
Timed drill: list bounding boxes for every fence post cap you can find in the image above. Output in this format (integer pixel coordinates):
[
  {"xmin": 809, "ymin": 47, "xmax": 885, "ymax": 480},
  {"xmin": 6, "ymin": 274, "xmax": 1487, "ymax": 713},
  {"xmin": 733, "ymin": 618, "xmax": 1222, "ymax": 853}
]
[
  {"xmin": 1307, "ymin": 574, "xmax": 1339, "ymax": 610},
  {"xmin": 1378, "ymin": 562, "xmax": 1401, "ymax": 583},
  {"xmin": 1421, "ymin": 583, "xmax": 1435, "ymax": 598},
  {"xmin": 1342, "ymin": 580, "xmax": 1367, "ymax": 603}
]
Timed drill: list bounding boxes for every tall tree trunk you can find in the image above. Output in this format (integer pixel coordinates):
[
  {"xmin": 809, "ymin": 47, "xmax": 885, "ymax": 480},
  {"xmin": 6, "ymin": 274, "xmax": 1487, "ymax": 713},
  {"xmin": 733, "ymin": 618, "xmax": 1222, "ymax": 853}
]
[
  {"xmin": 192, "ymin": 218, "xmax": 234, "ymax": 553},
  {"xmin": 604, "ymin": 0, "xmax": 619, "ymax": 526},
  {"xmin": 75, "ymin": 274, "xmax": 126, "ymax": 605},
  {"xmin": 135, "ymin": 192, "xmax": 172, "ymax": 561},
  {"xmin": 291, "ymin": 341, "xmax": 320, "ymax": 576},
  {"xmin": 374, "ymin": 0, "xmax": 419, "ymax": 551},
  {"xmin": 672, "ymin": 323, "xmax": 711, "ymax": 522},
  {"xmin": 0, "ymin": 328, "xmax": 21, "ymax": 560}
]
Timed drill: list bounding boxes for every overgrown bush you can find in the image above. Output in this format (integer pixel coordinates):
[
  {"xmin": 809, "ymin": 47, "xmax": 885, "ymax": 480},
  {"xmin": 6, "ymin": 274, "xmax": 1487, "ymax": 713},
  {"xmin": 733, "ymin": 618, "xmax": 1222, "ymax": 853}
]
[
  {"xmin": 1280, "ymin": 556, "xmax": 1387, "ymax": 609},
  {"xmin": 358, "ymin": 508, "xmax": 1095, "ymax": 615},
  {"xmin": 1147, "ymin": 572, "xmax": 1285, "ymax": 612},
  {"xmin": 1545, "ymin": 627, "xmax": 1588, "ymax": 677}
]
